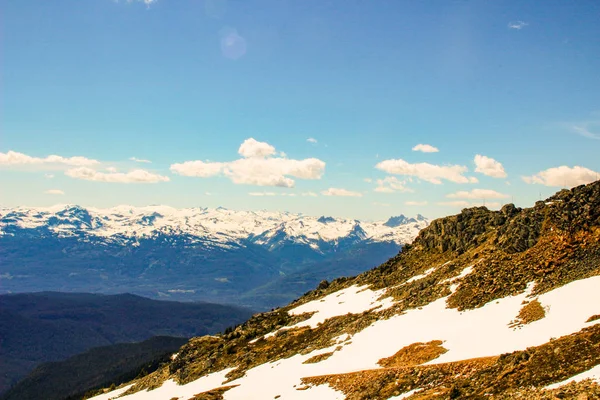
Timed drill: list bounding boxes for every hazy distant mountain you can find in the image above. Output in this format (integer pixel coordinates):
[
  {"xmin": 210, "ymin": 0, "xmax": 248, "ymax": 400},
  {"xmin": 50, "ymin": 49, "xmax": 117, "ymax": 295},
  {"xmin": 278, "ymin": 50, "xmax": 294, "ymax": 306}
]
[{"xmin": 0, "ymin": 206, "xmax": 428, "ymax": 309}]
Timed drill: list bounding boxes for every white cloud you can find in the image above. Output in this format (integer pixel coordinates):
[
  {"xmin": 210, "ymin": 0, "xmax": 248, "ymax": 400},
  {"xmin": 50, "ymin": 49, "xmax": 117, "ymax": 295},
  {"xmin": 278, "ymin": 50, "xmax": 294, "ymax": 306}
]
[
  {"xmin": 571, "ymin": 123, "xmax": 600, "ymax": 140},
  {"xmin": 65, "ymin": 167, "xmax": 169, "ymax": 183},
  {"xmin": 522, "ymin": 166, "xmax": 599, "ymax": 187},
  {"xmin": 170, "ymin": 160, "xmax": 226, "ymax": 178},
  {"xmin": 374, "ymin": 176, "xmax": 413, "ymax": 193},
  {"xmin": 249, "ymin": 192, "xmax": 299, "ymax": 197},
  {"xmin": 124, "ymin": 0, "xmax": 156, "ymax": 5},
  {"xmin": 129, "ymin": 157, "xmax": 151, "ymax": 163},
  {"xmin": 249, "ymin": 192, "xmax": 277, "ymax": 196},
  {"xmin": 106, "ymin": 167, "xmax": 118, "ymax": 173},
  {"xmin": 45, "ymin": 174, "xmax": 55, "ymax": 179},
  {"xmin": 474, "ymin": 155, "xmax": 507, "ymax": 178},
  {"xmin": 321, "ymin": 188, "xmax": 363, "ymax": 197},
  {"xmin": 0, "ymin": 151, "xmax": 99, "ymax": 167},
  {"xmin": 405, "ymin": 200, "xmax": 427, "ymax": 206},
  {"xmin": 447, "ymin": 189, "xmax": 510, "ymax": 199},
  {"xmin": 170, "ymin": 138, "xmax": 326, "ymax": 188},
  {"xmin": 238, "ymin": 138, "xmax": 276, "ymax": 158},
  {"xmin": 508, "ymin": 21, "xmax": 528, "ymax": 30},
  {"xmin": 375, "ymin": 159, "xmax": 475, "ymax": 184},
  {"xmin": 44, "ymin": 189, "xmax": 65, "ymax": 195},
  {"xmin": 307, "ymin": 138, "xmax": 318, "ymax": 144},
  {"xmin": 363, "ymin": 178, "xmax": 373, "ymax": 183},
  {"xmin": 412, "ymin": 144, "xmax": 439, "ymax": 153},
  {"xmin": 302, "ymin": 192, "xmax": 318, "ymax": 197}
]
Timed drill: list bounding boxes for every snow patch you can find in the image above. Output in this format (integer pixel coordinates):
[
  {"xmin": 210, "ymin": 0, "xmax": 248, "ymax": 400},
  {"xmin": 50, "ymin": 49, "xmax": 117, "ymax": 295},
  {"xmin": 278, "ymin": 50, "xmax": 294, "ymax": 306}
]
[
  {"xmin": 405, "ymin": 267, "xmax": 436, "ymax": 284},
  {"xmin": 89, "ymin": 369, "xmax": 235, "ymax": 400},
  {"xmin": 286, "ymin": 285, "xmax": 395, "ymax": 329},
  {"xmin": 440, "ymin": 265, "xmax": 474, "ymax": 285},
  {"xmin": 545, "ymin": 364, "xmax": 600, "ymax": 390},
  {"xmin": 388, "ymin": 388, "xmax": 420, "ymax": 399},
  {"xmin": 87, "ymin": 385, "xmax": 133, "ymax": 400}
]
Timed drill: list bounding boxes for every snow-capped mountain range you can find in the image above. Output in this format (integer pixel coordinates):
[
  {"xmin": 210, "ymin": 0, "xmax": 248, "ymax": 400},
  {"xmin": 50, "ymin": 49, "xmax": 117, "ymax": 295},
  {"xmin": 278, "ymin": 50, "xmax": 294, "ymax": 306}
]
[
  {"xmin": 0, "ymin": 205, "xmax": 428, "ymax": 249},
  {"xmin": 0, "ymin": 205, "xmax": 428, "ymax": 309}
]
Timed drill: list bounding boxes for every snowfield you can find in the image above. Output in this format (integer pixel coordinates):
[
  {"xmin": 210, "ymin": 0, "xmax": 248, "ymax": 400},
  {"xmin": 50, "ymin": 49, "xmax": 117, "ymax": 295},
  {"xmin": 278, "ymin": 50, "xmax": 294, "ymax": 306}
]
[{"xmin": 90, "ymin": 273, "xmax": 600, "ymax": 400}]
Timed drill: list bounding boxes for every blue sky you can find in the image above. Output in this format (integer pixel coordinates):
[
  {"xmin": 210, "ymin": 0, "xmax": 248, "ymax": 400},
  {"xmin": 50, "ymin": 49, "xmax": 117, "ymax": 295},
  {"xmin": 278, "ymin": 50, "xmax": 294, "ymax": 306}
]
[{"xmin": 1, "ymin": 0, "xmax": 599, "ymax": 220}]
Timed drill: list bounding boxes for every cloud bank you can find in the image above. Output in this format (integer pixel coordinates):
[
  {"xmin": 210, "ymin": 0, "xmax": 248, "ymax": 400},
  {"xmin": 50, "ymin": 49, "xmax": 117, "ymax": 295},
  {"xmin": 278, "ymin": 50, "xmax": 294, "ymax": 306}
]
[
  {"xmin": 376, "ymin": 159, "xmax": 477, "ymax": 184},
  {"xmin": 0, "ymin": 151, "xmax": 99, "ymax": 167},
  {"xmin": 321, "ymin": 188, "xmax": 363, "ymax": 197},
  {"xmin": 66, "ymin": 167, "xmax": 170, "ymax": 183},
  {"xmin": 447, "ymin": 189, "xmax": 510, "ymax": 199},
  {"xmin": 522, "ymin": 166, "xmax": 599, "ymax": 187}
]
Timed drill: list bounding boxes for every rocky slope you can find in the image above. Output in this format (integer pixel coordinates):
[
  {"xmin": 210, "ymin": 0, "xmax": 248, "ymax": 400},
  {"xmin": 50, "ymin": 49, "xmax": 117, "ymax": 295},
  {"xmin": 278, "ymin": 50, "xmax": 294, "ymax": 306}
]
[
  {"xmin": 87, "ymin": 181, "xmax": 600, "ymax": 398},
  {"xmin": 0, "ymin": 207, "xmax": 427, "ymax": 309}
]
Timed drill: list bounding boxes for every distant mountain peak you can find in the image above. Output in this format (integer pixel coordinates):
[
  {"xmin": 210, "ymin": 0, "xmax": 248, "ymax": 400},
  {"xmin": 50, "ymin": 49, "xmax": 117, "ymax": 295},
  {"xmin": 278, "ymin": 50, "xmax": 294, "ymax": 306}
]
[
  {"xmin": 383, "ymin": 214, "xmax": 418, "ymax": 227},
  {"xmin": 317, "ymin": 216, "xmax": 336, "ymax": 224}
]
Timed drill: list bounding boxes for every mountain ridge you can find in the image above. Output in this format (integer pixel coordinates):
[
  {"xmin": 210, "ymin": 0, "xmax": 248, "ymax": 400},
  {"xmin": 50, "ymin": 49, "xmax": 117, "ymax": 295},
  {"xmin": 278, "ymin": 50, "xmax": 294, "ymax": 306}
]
[
  {"xmin": 0, "ymin": 206, "xmax": 428, "ymax": 309},
  {"xmin": 0, "ymin": 205, "xmax": 426, "ymax": 246},
  {"xmin": 87, "ymin": 180, "xmax": 600, "ymax": 399}
]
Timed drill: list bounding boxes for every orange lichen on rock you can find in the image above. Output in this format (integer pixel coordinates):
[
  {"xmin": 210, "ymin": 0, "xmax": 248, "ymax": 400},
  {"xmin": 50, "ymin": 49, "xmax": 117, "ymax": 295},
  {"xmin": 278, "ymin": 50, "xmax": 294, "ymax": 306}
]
[
  {"xmin": 509, "ymin": 299, "xmax": 546, "ymax": 328},
  {"xmin": 377, "ymin": 340, "xmax": 448, "ymax": 368}
]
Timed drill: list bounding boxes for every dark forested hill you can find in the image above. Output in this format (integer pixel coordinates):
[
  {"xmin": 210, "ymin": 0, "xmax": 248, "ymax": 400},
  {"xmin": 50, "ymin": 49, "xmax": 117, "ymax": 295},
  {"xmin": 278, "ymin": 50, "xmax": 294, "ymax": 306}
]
[
  {"xmin": 0, "ymin": 292, "xmax": 252, "ymax": 394},
  {"xmin": 1, "ymin": 336, "xmax": 188, "ymax": 400}
]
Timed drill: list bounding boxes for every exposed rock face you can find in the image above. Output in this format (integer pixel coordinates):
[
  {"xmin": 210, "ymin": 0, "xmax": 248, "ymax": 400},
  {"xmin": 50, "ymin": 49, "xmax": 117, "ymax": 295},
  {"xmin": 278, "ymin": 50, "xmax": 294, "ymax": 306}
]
[
  {"xmin": 413, "ymin": 182, "xmax": 600, "ymax": 257},
  {"xmin": 415, "ymin": 206, "xmax": 506, "ymax": 253}
]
